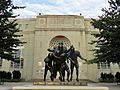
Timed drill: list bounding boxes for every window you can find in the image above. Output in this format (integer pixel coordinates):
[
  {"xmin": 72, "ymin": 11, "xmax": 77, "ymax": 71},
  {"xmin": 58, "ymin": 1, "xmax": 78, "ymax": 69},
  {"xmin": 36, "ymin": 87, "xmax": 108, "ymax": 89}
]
[
  {"xmin": 97, "ymin": 63, "xmax": 100, "ymax": 69},
  {"xmin": 118, "ymin": 62, "xmax": 120, "ymax": 69},
  {"xmin": 0, "ymin": 58, "xmax": 2, "ymax": 68},
  {"xmin": 21, "ymin": 58, "xmax": 24, "ymax": 68},
  {"xmin": 25, "ymin": 24, "xmax": 28, "ymax": 29},
  {"xmin": 97, "ymin": 62, "xmax": 110, "ymax": 69},
  {"xmin": 13, "ymin": 62, "xmax": 20, "ymax": 68},
  {"xmin": 11, "ymin": 47, "xmax": 24, "ymax": 69},
  {"xmin": 78, "ymin": 42, "xmax": 80, "ymax": 48},
  {"xmin": 11, "ymin": 59, "xmax": 24, "ymax": 69},
  {"xmin": 19, "ymin": 24, "xmax": 22, "ymax": 29}
]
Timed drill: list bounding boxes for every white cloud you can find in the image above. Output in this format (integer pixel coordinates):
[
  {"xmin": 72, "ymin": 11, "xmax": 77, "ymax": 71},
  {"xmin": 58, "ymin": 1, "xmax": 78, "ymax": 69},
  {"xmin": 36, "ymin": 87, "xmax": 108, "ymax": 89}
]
[
  {"xmin": 12, "ymin": 0, "xmax": 109, "ymax": 18},
  {"xmin": 13, "ymin": 9, "xmax": 37, "ymax": 18},
  {"xmin": 12, "ymin": 0, "xmax": 23, "ymax": 5}
]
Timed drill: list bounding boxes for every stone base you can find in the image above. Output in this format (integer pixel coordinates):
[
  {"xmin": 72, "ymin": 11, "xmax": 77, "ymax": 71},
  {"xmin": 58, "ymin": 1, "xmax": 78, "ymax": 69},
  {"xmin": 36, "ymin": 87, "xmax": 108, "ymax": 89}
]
[
  {"xmin": 33, "ymin": 81, "xmax": 87, "ymax": 86},
  {"xmin": 12, "ymin": 86, "xmax": 109, "ymax": 90}
]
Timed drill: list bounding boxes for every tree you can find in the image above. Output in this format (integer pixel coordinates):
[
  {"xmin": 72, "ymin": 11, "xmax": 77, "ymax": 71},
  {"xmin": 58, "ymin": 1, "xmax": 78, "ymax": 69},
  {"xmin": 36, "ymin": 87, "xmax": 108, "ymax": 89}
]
[
  {"xmin": 0, "ymin": 0, "xmax": 24, "ymax": 62},
  {"xmin": 90, "ymin": 0, "xmax": 120, "ymax": 64}
]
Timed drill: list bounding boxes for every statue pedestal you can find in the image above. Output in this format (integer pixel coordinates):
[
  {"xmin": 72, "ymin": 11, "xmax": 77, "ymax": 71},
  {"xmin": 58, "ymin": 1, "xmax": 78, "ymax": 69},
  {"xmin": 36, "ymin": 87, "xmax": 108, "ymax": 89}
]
[
  {"xmin": 12, "ymin": 86, "xmax": 109, "ymax": 90},
  {"xmin": 32, "ymin": 81, "xmax": 87, "ymax": 86},
  {"xmin": 12, "ymin": 81, "xmax": 109, "ymax": 90}
]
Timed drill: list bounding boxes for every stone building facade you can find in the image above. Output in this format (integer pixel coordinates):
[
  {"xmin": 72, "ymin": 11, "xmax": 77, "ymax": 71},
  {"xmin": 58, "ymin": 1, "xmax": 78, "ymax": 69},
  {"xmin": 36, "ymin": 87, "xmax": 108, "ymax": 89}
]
[{"xmin": 0, "ymin": 15, "xmax": 120, "ymax": 82}]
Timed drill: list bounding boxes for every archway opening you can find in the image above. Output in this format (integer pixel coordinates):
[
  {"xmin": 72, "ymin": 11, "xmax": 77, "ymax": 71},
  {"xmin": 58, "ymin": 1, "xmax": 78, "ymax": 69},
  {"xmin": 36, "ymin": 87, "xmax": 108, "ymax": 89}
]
[{"xmin": 49, "ymin": 35, "xmax": 71, "ymax": 48}]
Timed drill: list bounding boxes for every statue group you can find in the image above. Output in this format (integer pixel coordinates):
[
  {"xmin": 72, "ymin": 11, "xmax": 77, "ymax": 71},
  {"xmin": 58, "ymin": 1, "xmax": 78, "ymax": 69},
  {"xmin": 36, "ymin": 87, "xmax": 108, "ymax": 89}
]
[{"xmin": 44, "ymin": 42, "xmax": 87, "ymax": 82}]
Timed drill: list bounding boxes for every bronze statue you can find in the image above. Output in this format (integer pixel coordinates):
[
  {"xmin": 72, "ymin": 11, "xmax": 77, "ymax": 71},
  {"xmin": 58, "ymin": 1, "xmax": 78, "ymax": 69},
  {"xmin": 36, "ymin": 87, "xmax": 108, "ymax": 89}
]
[
  {"xmin": 53, "ymin": 52, "xmax": 70, "ymax": 82},
  {"xmin": 47, "ymin": 42, "xmax": 71, "ymax": 82},
  {"xmin": 68, "ymin": 47, "xmax": 87, "ymax": 81},
  {"xmin": 43, "ymin": 53, "xmax": 54, "ymax": 81},
  {"xmin": 44, "ymin": 43, "xmax": 86, "ymax": 82}
]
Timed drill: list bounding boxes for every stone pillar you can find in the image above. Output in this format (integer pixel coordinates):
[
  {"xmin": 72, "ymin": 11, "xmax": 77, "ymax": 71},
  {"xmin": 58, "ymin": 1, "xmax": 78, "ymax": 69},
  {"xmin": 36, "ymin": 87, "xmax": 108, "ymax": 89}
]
[{"xmin": 82, "ymin": 30, "xmax": 87, "ymax": 58}]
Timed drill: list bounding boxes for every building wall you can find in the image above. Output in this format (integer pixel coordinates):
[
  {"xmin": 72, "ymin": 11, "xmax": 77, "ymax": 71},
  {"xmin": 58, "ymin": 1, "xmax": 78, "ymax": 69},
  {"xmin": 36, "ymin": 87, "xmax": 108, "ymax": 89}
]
[{"xmin": 0, "ymin": 15, "xmax": 120, "ymax": 82}]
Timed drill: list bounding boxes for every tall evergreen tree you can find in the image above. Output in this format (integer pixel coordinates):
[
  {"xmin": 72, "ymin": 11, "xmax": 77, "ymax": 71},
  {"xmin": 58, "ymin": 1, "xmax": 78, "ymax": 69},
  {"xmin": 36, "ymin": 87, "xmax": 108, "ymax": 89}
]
[
  {"xmin": 90, "ymin": 0, "xmax": 120, "ymax": 64},
  {"xmin": 0, "ymin": 0, "xmax": 24, "ymax": 62}
]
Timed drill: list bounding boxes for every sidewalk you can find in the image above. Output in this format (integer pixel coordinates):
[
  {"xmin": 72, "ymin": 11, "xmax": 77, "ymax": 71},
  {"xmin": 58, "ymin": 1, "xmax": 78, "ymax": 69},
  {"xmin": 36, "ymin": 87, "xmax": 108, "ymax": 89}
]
[
  {"xmin": 0, "ymin": 82, "xmax": 120, "ymax": 90},
  {"xmin": 88, "ymin": 83, "xmax": 120, "ymax": 90}
]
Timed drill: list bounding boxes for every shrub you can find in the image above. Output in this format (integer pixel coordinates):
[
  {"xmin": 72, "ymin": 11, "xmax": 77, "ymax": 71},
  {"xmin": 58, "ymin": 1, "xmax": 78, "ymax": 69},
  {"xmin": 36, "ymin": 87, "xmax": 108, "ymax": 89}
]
[
  {"xmin": 100, "ymin": 72, "xmax": 104, "ymax": 80},
  {"xmin": 99, "ymin": 72, "xmax": 115, "ymax": 82},
  {"xmin": 0, "ymin": 71, "xmax": 7, "ymax": 79},
  {"xmin": 12, "ymin": 70, "xmax": 21, "ymax": 79},
  {"xmin": 115, "ymin": 72, "xmax": 120, "ymax": 84},
  {"xmin": 6, "ymin": 72, "xmax": 12, "ymax": 79},
  {"xmin": 115, "ymin": 72, "xmax": 120, "ymax": 80},
  {"xmin": 103, "ymin": 73, "xmax": 107, "ymax": 80},
  {"xmin": 106, "ymin": 73, "xmax": 114, "ymax": 80}
]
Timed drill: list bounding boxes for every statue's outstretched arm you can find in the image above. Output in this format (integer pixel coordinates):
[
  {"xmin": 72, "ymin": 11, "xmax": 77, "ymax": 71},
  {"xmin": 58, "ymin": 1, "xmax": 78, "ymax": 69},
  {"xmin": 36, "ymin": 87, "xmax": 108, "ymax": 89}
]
[
  {"xmin": 78, "ymin": 53, "xmax": 87, "ymax": 61},
  {"xmin": 67, "ymin": 45, "xmax": 73, "ymax": 53},
  {"xmin": 47, "ymin": 49, "xmax": 54, "ymax": 52}
]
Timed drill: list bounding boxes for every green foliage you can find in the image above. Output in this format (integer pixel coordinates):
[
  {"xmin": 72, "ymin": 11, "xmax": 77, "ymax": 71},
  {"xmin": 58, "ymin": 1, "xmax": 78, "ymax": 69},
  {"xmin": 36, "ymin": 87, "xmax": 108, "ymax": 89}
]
[
  {"xmin": 115, "ymin": 72, "xmax": 120, "ymax": 79},
  {"xmin": 0, "ymin": 0, "xmax": 25, "ymax": 62},
  {"xmin": 99, "ymin": 72, "xmax": 120, "ymax": 83},
  {"xmin": 99, "ymin": 72, "xmax": 114, "ymax": 82},
  {"xmin": 0, "ymin": 71, "xmax": 6, "ymax": 79},
  {"xmin": 0, "ymin": 71, "xmax": 12, "ymax": 80},
  {"xmin": 90, "ymin": 0, "xmax": 120, "ymax": 63},
  {"xmin": 0, "ymin": 70, "xmax": 22, "ymax": 83},
  {"xmin": 6, "ymin": 72, "xmax": 12, "ymax": 79},
  {"xmin": 12, "ymin": 70, "xmax": 21, "ymax": 79}
]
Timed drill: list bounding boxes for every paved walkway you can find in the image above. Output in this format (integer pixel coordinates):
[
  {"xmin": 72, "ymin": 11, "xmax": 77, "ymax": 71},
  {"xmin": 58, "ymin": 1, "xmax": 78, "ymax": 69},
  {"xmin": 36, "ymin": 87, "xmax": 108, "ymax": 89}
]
[
  {"xmin": 0, "ymin": 82, "xmax": 120, "ymax": 90},
  {"xmin": 88, "ymin": 83, "xmax": 120, "ymax": 90}
]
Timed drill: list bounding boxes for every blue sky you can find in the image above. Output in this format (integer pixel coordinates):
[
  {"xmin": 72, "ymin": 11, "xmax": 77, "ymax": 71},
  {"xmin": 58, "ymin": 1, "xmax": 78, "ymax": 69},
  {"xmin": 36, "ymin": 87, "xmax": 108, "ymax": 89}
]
[{"xmin": 12, "ymin": 0, "xmax": 109, "ymax": 18}]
